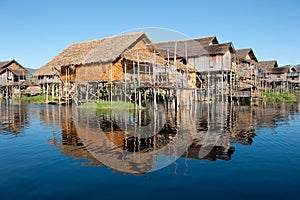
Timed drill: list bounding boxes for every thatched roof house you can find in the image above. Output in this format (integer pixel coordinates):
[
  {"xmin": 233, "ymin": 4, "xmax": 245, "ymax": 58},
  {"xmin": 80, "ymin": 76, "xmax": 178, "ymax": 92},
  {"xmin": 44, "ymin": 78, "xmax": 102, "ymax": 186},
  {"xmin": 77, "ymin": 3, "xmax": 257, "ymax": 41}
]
[
  {"xmin": 235, "ymin": 48, "xmax": 258, "ymax": 82},
  {"xmin": 154, "ymin": 36, "xmax": 219, "ymax": 59},
  {"xmin": 257, "ymin": 60, "xmax": 278, "ymax": 72},
  {"xmin": 0, "ymin": 60, "xmax": 31, "ymax": 85},
  {"xmin": 236, "ymin": 48, "xmax": 258, "ymax": 63},
  {"xmin": 33, "ymin": 32, "xmax": 196, "ymax": 90},
  {"xmin": 291, "ymin": 66, "xmax": 300, "ymax": 73},
  {"xmin": 35, "ymin": 32, "xmax": 153, "ymax": 73},
  {"xmin": 289, "ymin": 66, "xmax": 300, "ymax": 85},
  {"xmin": 34, "ymin": 32, "xmax": 173, "ymax": 84},
  {"xmin": 0, "ymin": 60, "xmax": 31, "ymax": 77},
  {"xmin": 266, "ymin": 66, "xmax": 290, "ymax": 83},
  {"xmin": 156, "ymin": 38, "xmax": 237, "ymax": 100},
  {"xmin": 155, "ymin": 38, "xmax": 235, "ymax": 71},
  {"xmin": 194, "ymin": 36, "xmax": 219, "ymax": 46},
  {"xmin": 205, "ymin": 42, "xmax": 235, "ymax": 56},
  {"xmin": 270, "ymin": 66, "xmax": 290, "ymax": 74}
]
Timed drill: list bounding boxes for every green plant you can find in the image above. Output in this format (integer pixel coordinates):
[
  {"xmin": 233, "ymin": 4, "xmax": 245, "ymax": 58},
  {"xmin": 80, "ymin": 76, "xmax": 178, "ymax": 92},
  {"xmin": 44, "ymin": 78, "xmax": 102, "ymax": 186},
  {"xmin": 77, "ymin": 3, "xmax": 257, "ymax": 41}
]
[
  {"xmin": 19, "ymin": 94, "xmax": 45, "ymax": 103},
  {"xmin": 259, "ymin": 92, "xmax": 296, "ymax": 103},
  {"xmin": 80, "ymin": 101, "xmax": 144, "ymax": 114}
]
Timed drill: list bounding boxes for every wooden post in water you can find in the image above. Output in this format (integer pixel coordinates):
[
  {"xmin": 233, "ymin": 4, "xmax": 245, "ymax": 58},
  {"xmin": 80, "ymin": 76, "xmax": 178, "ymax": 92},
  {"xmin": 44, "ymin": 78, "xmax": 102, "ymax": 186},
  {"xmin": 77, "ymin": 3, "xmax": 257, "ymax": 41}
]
[
  {"xmin": 46, "ymin": 83, "xmax": 49, "ymax": 104},
  {"xmin": 58, "ymin": 84, "xmax": 61, "ymax": 105},
  {"xmin": 221, "ymin": 71, "xmax": 224, "ymax": 102},
  {"xmin": 153, "ymin": 88, "xmax": 157, "ymax": 110}
]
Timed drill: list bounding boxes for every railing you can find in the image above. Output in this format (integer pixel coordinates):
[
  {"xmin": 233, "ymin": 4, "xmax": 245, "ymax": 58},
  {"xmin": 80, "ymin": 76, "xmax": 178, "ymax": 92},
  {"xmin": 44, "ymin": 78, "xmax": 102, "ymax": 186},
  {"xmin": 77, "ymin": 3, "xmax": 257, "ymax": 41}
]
[
  {"xmin": 233, "ymin": 91, "xmax": 251, "ymax": 97},
  {"xmin": 287, "ymin": 72, "xmax": 300, "ymax": 77},
  {"xmin": 36, "ymin": 77, "xmax": 62, "ymax": 84}
]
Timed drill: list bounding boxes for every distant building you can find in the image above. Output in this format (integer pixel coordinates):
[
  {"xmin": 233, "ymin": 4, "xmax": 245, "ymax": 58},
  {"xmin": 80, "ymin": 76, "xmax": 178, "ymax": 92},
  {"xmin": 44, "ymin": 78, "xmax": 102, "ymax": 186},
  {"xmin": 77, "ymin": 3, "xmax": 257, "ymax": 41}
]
[
  {"xmin": 257, "ymin": 60, "xmax": 278, "ymax": 92},
  {"xmin": 287, "ymin": 66, "xmax": 300, "ymax": 90},
  {"xmin": 235, "ymin": 48, "xmax": 258, "ymax": 98},
  {"xmin": 155, "ymin": 36, "xmax": 236, "ymax": 101},
  {"xmin": 0, "ymin": 60, "xmax": 31, "ymax": 85},
  {"xmin": 0, "ymin": 60, "xmax": 32, "ymax": 97}
]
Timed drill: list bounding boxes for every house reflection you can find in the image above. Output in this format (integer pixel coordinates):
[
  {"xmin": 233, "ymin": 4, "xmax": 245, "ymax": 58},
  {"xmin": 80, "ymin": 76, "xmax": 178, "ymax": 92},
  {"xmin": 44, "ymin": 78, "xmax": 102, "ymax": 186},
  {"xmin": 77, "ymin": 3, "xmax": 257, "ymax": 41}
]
[
  {"xmin": 40, "ymin": 100, "xmax": 300, "ymax": 174},
  {"xmin": 0, "ymin": 100, "xmax": 29, "ymax": 135}
]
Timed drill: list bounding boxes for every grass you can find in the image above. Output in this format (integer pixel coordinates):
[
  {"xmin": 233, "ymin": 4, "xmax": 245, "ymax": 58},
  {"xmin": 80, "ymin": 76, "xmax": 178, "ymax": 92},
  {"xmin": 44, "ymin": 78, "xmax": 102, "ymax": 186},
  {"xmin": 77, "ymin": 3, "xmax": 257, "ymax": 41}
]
[
  {"xmin": 259, "ymin": 92, "xmax": 297, "ymax": 103},
  {"xmin": 18, "ymin": 94, "xmax": 57, "ymax": 104},
  {"xmin": 80, "ymin": 101, "xmax": 144, "ymax": 114}
]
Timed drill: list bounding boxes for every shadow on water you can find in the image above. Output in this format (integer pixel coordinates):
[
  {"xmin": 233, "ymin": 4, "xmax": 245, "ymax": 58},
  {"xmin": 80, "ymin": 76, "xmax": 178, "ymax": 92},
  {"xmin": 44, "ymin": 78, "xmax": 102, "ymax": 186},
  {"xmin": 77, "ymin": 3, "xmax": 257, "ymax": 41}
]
[{"xmin": 1, "ymin": 98, "xmax": 300, "ymax": 174}]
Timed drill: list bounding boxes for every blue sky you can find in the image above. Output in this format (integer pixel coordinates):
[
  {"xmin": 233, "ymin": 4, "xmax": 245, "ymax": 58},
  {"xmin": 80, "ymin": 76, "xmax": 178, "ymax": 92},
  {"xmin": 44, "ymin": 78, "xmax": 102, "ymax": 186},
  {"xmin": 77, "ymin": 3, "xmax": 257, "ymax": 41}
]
[{"xmin": 0, "ymin": 0, "xmax": 299, "ymax": 68}]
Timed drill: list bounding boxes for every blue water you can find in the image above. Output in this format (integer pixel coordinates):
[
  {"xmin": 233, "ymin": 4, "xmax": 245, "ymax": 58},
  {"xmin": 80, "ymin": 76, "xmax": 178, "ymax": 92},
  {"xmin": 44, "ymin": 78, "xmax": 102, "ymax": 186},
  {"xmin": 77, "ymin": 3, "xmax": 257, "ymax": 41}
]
[{"xmin": 0, "ymin": 102, "xmax": 299, "ymax": 200}]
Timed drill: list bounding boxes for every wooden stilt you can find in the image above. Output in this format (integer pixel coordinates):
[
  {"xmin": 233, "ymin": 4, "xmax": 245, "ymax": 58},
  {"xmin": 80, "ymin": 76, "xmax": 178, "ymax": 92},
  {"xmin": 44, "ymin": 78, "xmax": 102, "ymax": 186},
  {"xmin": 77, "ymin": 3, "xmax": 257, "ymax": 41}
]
[{"xmin": 46, "ymin": 83, "xmax": 49, "ymax": 104}]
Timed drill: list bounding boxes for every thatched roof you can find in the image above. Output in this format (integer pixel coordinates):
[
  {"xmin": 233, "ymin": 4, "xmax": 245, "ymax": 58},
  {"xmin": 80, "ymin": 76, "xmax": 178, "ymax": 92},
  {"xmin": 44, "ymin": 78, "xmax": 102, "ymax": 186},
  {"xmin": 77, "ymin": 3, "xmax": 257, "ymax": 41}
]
[
  {"xmin": 194, "ymin": 36, "xmax": 219, "ymax": 46},
  {"xmin": 34, "ymin": 32, "xmax": 151, "ymax": 76},
  {"xmin": 170, "ymin": 61, "xmax": 197, "ymax": 73},
  {"xmin": 154, "ymin": 36, "xmax": 218, "ymax": 58},
  {"xmin": 258, "ymin": 60, "xmax": 278, "ymax": 72},
  {"xmin": 155, "ymin": 38, "xmax": 234, "ymax": 59},
  {"xmin": 121, "ymin": 48, "xmax": 166, "ymax": 65},
  {"xmin": 0, "ymin": 60, "xmax": 12, "ymax": 68},
  {"xmin": 236, "ymin": 48, "xmax": 258, "ymax": 62},
  {"xmin": 155, "ymin": 39, "xmax": 208, "ymax": 58},
  {"xmin": 0, "ymin": 60, "xmax": 31, "ymax": 76},
  {"xmin": 122, "ymin": 49, "xmax": 196, "ymax": 73},
  {"xmin": 205, "ymin": 42, "xmax": 235, "ymax": 55},
  {"xmin": 270, "ymin": 66, "xmax": 290, "ymax": 74}
]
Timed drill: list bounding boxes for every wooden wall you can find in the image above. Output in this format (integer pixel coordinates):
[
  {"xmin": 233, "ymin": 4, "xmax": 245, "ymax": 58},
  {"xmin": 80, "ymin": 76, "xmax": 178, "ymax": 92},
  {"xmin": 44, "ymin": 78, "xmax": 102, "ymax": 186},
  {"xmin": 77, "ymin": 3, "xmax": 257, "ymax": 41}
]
[
  {"xmin": 0, "ymin": 62, "xmax": 27, "ymax": 85},
  {"xmin": 188, "ymin": 51, "xmax": 232, "ymax": 72},
  {"xmin": 63, "ymin": 59, "xmax": 125, "ymax": 84},
  {"xmin": 0, "ymin": 69, "xmax": 9, "ymax": 85},
  {"xmin": 60, "ymin": 37, "xmax": 153, "ymax": 84}
]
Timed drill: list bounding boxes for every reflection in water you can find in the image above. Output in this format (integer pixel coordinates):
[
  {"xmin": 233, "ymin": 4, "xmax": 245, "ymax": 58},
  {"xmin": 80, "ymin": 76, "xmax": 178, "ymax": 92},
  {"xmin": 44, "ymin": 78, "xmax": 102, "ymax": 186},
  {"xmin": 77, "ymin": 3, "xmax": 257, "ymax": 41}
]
[
  {"xmin": 1, "ymin": 99, "xmax": 299, "ymax": 174},
  {"xmin": 72, "ymin": 103, "xmax": 196, "ymax": 174},
  {"xmin": 0, "ymin": 100, "xmax": 29, "ymax": 136}
]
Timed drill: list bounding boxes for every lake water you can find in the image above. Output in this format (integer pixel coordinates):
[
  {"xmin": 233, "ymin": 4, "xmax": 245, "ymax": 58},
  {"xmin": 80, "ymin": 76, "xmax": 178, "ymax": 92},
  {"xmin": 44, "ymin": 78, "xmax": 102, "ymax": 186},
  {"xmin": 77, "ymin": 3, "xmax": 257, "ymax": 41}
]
[{"xmin": 0, "ymin": 99, "xmax": 299, "ymax": 200}]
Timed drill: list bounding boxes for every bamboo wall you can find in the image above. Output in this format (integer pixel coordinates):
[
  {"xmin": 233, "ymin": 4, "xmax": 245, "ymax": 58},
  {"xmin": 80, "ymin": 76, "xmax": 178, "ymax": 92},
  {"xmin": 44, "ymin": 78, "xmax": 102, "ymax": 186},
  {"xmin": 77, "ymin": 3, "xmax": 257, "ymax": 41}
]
[{"xmin": 61, "ymin": 61, "xmax": 124, "ymax": 84}]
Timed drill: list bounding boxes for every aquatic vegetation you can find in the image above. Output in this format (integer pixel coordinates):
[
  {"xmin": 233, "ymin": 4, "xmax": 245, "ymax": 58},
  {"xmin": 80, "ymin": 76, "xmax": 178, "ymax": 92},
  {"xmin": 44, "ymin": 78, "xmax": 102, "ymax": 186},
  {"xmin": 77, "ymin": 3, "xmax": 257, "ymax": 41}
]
[
  {"xmin": 80, "ymin": 101, "xmax": 144, "ymax": 114},
  {"xmin": 18, "ymin": 94, "xmax": 57, "ymax": 104},
  {"xmin": 259, "ymin": 92, "xmax": 297, "ymax": 103}
]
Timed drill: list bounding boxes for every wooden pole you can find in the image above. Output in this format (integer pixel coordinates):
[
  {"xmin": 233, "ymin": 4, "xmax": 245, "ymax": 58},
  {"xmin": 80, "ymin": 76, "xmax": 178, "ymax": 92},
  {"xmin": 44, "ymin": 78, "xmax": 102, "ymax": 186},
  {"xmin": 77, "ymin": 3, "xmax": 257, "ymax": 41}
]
[
  {"xmin": 185, "ymin": 42, "xmax": 188, "ymax": 88},
  {"xmin": 58, "ymin": 84, "xmax": 61, "ymax": 105},
  {"xmin": 52, "ymin": 84, "xmax": 55, "ymax": 99},
  {"xmin": 221, "ymin": 56, "xmax": 224, "ymax": 102},
  {"xmin": 46, "ymin": 83, "xmax": 49, "ymax": 104},
  {"xmin": 85, "ymin": 84, "xmax": 89, "ymax": 102},
  {"xmin": 250, "ymin": 64, "xmax": 253, "ymax": 102},
  {"xmin": 207, "ymin": 71, "xmax": 210, "ymax": 101},
  {"xmin": 133, "ymin": 62, "xmax": 137, "ymax": 108},
  {"xmin": 124, "ymin": 60, "xmax": 127, "ymax": 103},
  {"xmin": 230, "ymin": 71, "xmax": 233, "ymax": 102},
  {"xmin": 137, "ymin": 52, "xmax": 141, "ymax": 109},
  {"xmin": 167, "ymin": 48, "xmax": 170, "ymax": 87},
  {"xmin": 110, "ymin": 63, "xmax": 113, "ymax": 102}
]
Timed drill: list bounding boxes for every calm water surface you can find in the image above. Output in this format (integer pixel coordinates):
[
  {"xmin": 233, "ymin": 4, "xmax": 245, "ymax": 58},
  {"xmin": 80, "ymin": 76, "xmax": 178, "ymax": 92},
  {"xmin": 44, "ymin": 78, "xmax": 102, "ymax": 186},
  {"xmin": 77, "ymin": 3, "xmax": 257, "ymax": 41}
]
[{"xmin": 0, "ymin": 99, "xmax": 299, "ymax": 200}]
